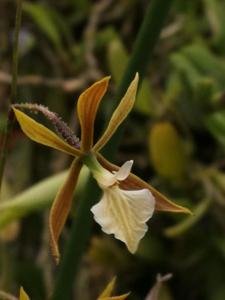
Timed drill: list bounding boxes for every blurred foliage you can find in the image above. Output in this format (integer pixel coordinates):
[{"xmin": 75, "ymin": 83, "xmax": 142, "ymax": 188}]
[
  {"xmin": 1, "ymin": 0, "xmax": 225, "ymax": 299},
  {"xmin": 148, "ymin": 122, "xmax": 187, "ymax": 181}
]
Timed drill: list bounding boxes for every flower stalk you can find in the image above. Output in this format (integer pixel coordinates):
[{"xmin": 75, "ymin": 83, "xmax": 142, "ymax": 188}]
[{"xmin": 82, "ymin": 153, "xmax": 102, "ymax": 174}]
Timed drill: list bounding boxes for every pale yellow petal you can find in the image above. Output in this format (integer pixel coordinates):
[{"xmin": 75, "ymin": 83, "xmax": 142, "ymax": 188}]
[
  {"xmin": 77, "ymin": 77, "xmax": 110, "ymax": 151},
  {"xmin": 19, "ymin": 287, "xmax": 30, "ymax": 300},
  {"xmin": 93, "ymin": 73, "xmax": 139, "ymax": 151},
  {"xmin": 91, "ymin": 186, "xmax": 155, "ymax": 253},
  {"xmin": 13, "ymin": 107, "xmax": 82, "ymax": 157},
  {"xmin": 115, "ymin": 160, "xmax": 133, "ymax": 181},
  {"xmin": 49, "ymin": 158, "xmax": 82, "ymax": 263}
]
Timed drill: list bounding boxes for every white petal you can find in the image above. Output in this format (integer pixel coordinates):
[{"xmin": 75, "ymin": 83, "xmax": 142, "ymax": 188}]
[
  {"xmin": 115, "ymin": 160, "xmax": 134, "ymax": 181},
  {"xmin": 93, "ymin": 168, "xmax": 116, "ymax": 188},
  {"xmin": 91, "ymin": 186, "xmax": 155, "ymax": 253}
]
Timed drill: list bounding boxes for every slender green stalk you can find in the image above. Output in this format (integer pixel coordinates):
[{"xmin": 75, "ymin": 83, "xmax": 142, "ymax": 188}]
[
  {"xmin": 0, "ymin": 0, "xmax": 23, "ymax": 194},
  {"xmin": 51, "ymin": 177, "xmax": 100, "ymax": 300},
  {"xmin": 103, "ymin": 0, "xmax": 174, "ymax": 156},
  {"xmin": 51, "ymin": 1, "xmax": 174, "ymax": 299}
]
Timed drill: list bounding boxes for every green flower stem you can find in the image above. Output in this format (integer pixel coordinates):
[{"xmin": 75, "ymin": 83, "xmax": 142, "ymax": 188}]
[
  {"xmin": 51, "ymin": 176, "xmax": 100, "ymax": 300},
  {"xmin": 0, "ymin": 0, "xmax": 23, "ymax": 194},
  {"xmin": 82, "ymin": 153, "xmax": 101, "ymax": 173},
  {"xmin": 51, "ymin": 0, "xmax": 174, "ymax": 299}
]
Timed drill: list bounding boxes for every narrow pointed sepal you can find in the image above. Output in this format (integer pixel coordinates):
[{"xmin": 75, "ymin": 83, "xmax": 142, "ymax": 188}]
[
  {"xmin": 13, "ymin": 107, "xmax": 82, "ymax": 157},
  {"xmin": 91, "ymin": 185, "xmax": 155, "ymax": 253},
  {"xmin": 96, "ymin": 153, "xmax": 191, "ymax": 214},
  {"xmin": 98, "ymin": 277, "xmax": 117, "ymax": 298},
  {"xmin": 77, "ymin": 76, "xmax": 110, "ymax": 151},
  {"xmin": 93, "ymin": 73, "xmax": 139, "ymax": 151},
  {"xmin": 19, "ymin": 287, "xmax": 30, "ymax": 300},
  {"xmin": 49, "ymin": 158, "xmax": 82, "ymax": 263},
  {"xmin": 98, "ymin": 277, "xmax": 130, "ymax": 300}
]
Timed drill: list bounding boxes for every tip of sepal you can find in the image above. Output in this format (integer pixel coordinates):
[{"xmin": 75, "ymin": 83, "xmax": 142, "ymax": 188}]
[
  {"xmin": 49, "ymin": 223, "xmax": 61, "ymax": 265},
  {"xmin": 49, "ymin": 223, "xmax": 61, "ymax": 264},
  {"xmin": 94, "ymin": 75, "xmax": 111, "ymax": 87},
  {"xmin": 134, "ymin": 72, "xmax": 139, "ymax": 81},
  {"xmin": 78, "ymin": 76, "xmax": 111, "ymax": 151},
  {"xmin": 50, "ymin": 239, "xmax": 61, "ymax": 265},
  {"xmin": 19, "ymin": 287, "xmax": 30, "ymax": 300},
  {"xmin": 182, "ymin": 206, "xmax": 193, "ymax": 215},
  {"xmin": 55, "ymin": 256, "xmax": 60, "ymax": 265},
  {"xmin": 103, "ymin": 75, "xmax": 111, "ymax": 81},
  {"xmin": 98, "ymin": 276, "xmax": 130, "ymax": 300},
  {"xmin": 11, "ymin": 105, "xmax": 17, "ymax": 113},
  {"xmin": 98, "ymin": 276, "xmax": 117, "ymax": 298},
  {"xmin": 166, "ymin": 204, "xmax": 192, "ymax": 215},
  {"xmin": 129, "ymin": 72, "xmax": 139, "ymax": 91}
]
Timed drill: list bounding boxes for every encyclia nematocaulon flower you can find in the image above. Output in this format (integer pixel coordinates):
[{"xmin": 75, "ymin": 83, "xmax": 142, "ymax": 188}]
[{"xmin": 12, "ymin": 73, "xmax": 191, "ymax": 263}]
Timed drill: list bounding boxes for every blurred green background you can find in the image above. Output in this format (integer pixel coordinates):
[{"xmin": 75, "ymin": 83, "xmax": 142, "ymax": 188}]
[{"xmin": 1, "ymin": 0, "xmax": 225, "ymax": 299}]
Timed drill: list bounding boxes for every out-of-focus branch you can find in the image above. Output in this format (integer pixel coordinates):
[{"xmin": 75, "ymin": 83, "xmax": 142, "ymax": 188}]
[
  {"xmin": 0, "ymin": 71, "xmax": 88, "ymax": 93},
  {"xmin": 160, "ymin": 16, "xmax": 184, "ymax": 39},
  {"xmin": 0, "ymin": 0, "xmax": 113, "ymax": 95},
  {"xmin": 84, "ymin": 0, "xmax": 112, "ymax": 80}
]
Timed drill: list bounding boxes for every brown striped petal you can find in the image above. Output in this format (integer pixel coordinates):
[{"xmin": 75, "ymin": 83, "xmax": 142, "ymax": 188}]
[
  {"xmin": 49, "ymin": 158, "xmax": 82, "ymax": 263},
  {"xmin": 93, "ymin": 73, "xmax": 139, "ymax": 152},
  {"xmin": 77, "ymin": 77, "xmax": 110, "ymax": 152}
]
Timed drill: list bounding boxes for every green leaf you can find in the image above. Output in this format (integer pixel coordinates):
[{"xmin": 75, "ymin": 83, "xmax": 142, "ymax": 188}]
[
  {"xmin": 203, "ymin": 0, "xmax": 225, "ymax": 50},
  {"xmin": 182, "ymin": 44, "xmax": 225, "ymax": 89},
  {"xmin": 23, "ymin": 2, "xmax": 62, "ymax": 48},
  {"xmin": 107, "ymin": 38, "xmax": 153, "ymax": 116},
  {"xmin": 107, "ymin": 38, "xmax": 128, "ymax": 85},
  {"xmin": 170, "ymin": 52, "xmax": 203, "ymax": 90},
  {"xmin": 205, "ymin": 111, "xmax": 225, "ymax": 150},
  {"xmin": 149, "ymin": 122, "xmax": 188, "ymax": 181},
  {"xmin": 135, "ymin": 79, "xmax": 153, "ymax": 115},
  {"xmin": 0, "ymin": 167, "xmax": 89, "ymax": 229}
]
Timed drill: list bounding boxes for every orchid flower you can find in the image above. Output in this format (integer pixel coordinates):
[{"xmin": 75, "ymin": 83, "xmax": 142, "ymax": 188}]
[{"xmin": 12, "ymin": 73, "xmax": 190, "ymax": 262}]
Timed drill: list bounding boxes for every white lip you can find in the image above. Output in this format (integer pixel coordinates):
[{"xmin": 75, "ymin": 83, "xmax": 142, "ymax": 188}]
[{"xmin": 91, "ymin": 185, "xmax": 155, "ymax": 253}]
